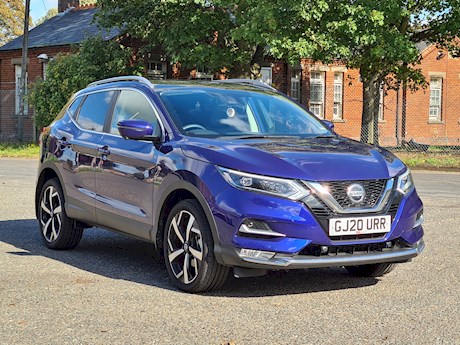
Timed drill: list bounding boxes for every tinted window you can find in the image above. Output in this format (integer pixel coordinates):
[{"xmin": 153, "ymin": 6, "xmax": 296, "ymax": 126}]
[
  {"xmin": 110, "ymin": 90, "xmax": 158, "ymax": 134},
  {"xmin": 158, "ymin": 88, "xmax": 331, "ymax": 138},
  {"xmin": 68, "ymin": 97, "xmax": 83, "ymax": 118},
  {"xmin": 77, "ymin": 91, "xmax": 115, "ymax": 132}
]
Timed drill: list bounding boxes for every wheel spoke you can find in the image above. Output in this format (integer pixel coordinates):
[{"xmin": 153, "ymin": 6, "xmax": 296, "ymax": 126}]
[
  {"xmin": 183, "ymin": 253, "xmax": 190, "ymax": 284},
  {"xmin": 54, "ymin": 205, "xmax": 62, "ymax": 214},
  {"xmin": 42, "ymin": 218, "xmax": 52, "ymax": 237},
  {"xmin": 168, "ymin": 248, "xmax": 184, "ymax": 263},
  {"xmin": 167, "ymin": 237, "xmax": 174, "ymax": 251},
  {"xmin": 51, "ymin": 217, "xmax": 58, "ymax": 241},
  {"xmin": 189, "ymin": 247, "xmax": 203, "ymax": 261},
  {"xmin": 48, "ymin": 188, "xmax": 55, "ymax": 210},
  {"xmin": 185, "ymin": 215, "xmax": 195, "ymax": 241},
  {"xmin": 40, "ymin": 201, "xmax": 51, "ymax": 216},
  {"xmin": 171, "ymin": 216, "xmax": 184, "ymax": 244}
]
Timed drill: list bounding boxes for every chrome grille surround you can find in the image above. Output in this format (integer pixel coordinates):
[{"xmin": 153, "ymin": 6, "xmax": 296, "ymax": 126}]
[{"xmin": 302, "ymin": 178, "xmax": 394, "ymax": 214}]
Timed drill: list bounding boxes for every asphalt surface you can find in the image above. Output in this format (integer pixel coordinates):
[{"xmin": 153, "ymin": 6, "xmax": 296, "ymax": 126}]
[{"xmin": 1, "ymin": 159, "xmax": 459, "ymax": 344}]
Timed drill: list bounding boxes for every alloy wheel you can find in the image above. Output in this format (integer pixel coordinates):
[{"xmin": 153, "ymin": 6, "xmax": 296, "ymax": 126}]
[
  {"xmin": 166, "ymin": 210, "xmax": 204, "ymax": 285},
  {"xmin": 39, "ymin": 185, "xmax": 63, "ymax": 242}
]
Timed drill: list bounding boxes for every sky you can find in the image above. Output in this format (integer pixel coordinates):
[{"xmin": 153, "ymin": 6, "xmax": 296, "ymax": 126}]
[{"xmin": 30, "ymin": 0, "xmax": 58, "ymax": 23}]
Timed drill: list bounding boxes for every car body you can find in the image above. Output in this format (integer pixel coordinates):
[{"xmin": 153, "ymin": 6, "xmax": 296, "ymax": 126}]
[{"xmin": 36, "ymin": 76, "xmax": 424, "ymax": 292}]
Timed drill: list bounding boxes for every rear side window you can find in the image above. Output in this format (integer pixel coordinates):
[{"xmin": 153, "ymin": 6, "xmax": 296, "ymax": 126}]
[
  {"xmin": 68, "ymin": 97, "xmax": 83, "ymax": 118},
  {"xmin": 110, "ymin": 90, "xmax": 158, "ymax": 134},
  {"xmin": 77, "ymin": 91, "xmax": 115, "ymax": 132}
]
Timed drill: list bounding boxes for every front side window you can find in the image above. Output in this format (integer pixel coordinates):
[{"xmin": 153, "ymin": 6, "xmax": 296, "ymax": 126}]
[
  {"xmin": 333, "ymin": 73, "xmax": 343, "ymax": 120},
  {"xmin": 429, "ymin": 77, "xmax": 442, "ymax": 121},
  {"xmin": 110, "ymin": 90, "xmax": 158, "ymax": 135},
  {"xmin": 158, "ymin": 87, "xmax": 332, "ymax": 138},
  {"xmin": 77, "ymin": 91, "xmax": 115, "ymax": 132},
  {"xmin": 309, "ymin": 71, "xmax": 324, "ymax": 118}
]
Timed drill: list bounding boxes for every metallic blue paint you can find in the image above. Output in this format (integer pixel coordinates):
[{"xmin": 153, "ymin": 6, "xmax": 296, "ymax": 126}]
[{"xmin": 37, "ymin": 80, "xmax": 425, "ymax": 273}]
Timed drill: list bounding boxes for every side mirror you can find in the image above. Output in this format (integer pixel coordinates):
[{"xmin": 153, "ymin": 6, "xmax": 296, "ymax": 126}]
[
  {"xmin": 322, "ymin": 120, "xmax": 335, "ymax": 132},
  {"xmin": 118, "ymin": 119, "xmax": 157, "ymax": 140}
]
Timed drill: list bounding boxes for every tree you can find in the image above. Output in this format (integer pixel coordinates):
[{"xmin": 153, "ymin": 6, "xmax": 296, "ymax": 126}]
[
  {"xmin": 34, "ymin": 8, "xmax": 58, "ymax": 27},
  {"xmin": 30, "ymin": 37, "xmax": 142, "ymax": 128},
  {"xmin": 0, "ymin": 0, "xmax": 31, "ymax": 46},
  {"xmin": 267, "ymin": 0, "xmax": 460, "ymax": 144},
  {"xmin": 96, "ymin": 1, "xmax": 460, "ymax": 144},
  {"xmin": 96, "ymin": 0, "xmax": 270, "ymax": 78}
]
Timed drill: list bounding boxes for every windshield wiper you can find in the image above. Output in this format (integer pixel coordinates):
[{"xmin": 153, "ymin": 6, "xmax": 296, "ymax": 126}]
[{"xmin": 229, "ymin": 135, "xmax": 299, "ymax": 140}]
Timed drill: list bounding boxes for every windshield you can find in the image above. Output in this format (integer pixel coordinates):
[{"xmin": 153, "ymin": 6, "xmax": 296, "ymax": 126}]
[{"xmin": 158, "ymin": 87, "xmax": 332, "ymax": 138}]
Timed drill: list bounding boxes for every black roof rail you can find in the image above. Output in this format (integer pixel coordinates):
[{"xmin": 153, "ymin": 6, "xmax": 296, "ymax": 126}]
[
  {"xmin": 210, "ymin": 78, "xmax": 277, "ymax": 91},
  {"xmin": 87, "ymin": 76, "xmax": 153, "ymax": 88}
]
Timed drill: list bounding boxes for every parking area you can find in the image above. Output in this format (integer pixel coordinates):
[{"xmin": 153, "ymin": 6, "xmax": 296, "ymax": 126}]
[{"xmin": 1, "ymin": 159, "xmax": 459, "ymax": 344}]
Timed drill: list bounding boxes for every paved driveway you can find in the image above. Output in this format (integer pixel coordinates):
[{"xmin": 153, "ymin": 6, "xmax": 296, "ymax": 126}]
[{"xmin": 1, "ymin": 159, "xmax": 459, "ymax": 344}]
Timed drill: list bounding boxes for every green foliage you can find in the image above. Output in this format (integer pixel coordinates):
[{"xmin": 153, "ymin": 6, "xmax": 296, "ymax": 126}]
[
  {"xmin": 30, "ymin": 37, "xmax": 142, "ymax": 128},
  {"xmin": 96, "ymin": 0, "xmax": 271, "ymax": 77}
]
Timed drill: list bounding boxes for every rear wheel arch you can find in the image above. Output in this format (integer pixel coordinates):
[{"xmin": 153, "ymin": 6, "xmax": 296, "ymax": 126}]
[
  {"xmin": 35, "ymin": 167, "xmax": 61, "ymax": 219},
  {"xmin": 154, "ymin": 181, "xmax": 223, "ymax": 264}
]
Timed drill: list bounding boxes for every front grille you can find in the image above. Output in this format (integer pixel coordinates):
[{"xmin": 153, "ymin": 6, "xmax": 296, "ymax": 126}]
[{"xmin": 321, "ymin": 179, "xmax": 387, "ymax": 209}]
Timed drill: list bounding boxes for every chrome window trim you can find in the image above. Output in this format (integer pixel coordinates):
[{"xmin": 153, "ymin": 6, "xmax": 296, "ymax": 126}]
[
  {"xmin": 302, "ymin": 178, "xmax": 394, "ymax": 214},
  {"xmin": 67, "ymin": 87, "xmax": 166, "ymax": 138}
]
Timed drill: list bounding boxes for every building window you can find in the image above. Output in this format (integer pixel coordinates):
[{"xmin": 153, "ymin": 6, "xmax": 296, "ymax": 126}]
[
  {"xmin": 147, "ymin": 61, "xmax": 167, "ymax": 80},
  {"xmin": 333, "ymin": 72, "xmax": 343, "ymax": 120},
  {"xmin": 310, "ymin": 71, "xmax": 325, "ymax": 118},
  {"xmin": 290, "ymin": 70, "xmax": 301, "ymax": 101},
  {"xmin": 260, "ymin": 67, "xmax": 272, "ymax": 86},
  {"xmin": 15, "ymin": 65, "xmax": 28, "ymax": 116},
  {"xmin": 429, "ymin": 77, "xmax": 442, "ymax": 121},
  {"xmin": 378, "ymin": 84, "xmax": 385, "ymax": 121}
]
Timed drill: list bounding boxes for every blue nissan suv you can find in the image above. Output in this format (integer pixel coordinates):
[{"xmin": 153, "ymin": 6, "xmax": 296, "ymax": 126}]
[{"xmin": 36, "ymin": 76, "xmax": 425, "ymax": 292}]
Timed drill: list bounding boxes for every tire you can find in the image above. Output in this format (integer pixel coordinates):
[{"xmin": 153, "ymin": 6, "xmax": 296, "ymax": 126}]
[
  {"xmin": 163, "ymin": 199, "xmax": 229, "ymax": 293},
  {"xmin": 345, "ymin": 263, "xmax": 396, "ymax": 277},
  {"xmin": 37, "ymin": 178, "xmax": 83, "ymax": 250}
]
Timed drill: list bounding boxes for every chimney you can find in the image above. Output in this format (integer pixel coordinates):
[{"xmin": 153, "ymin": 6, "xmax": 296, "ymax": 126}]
[{"xmin": 58, "ymin": 0, "xmax": 80, "ymax": 12}]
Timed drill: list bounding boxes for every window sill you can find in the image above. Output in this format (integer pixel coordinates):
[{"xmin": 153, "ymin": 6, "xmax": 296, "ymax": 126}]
[
  {"xmin": 332, "ymin": 118, "xmax": 345, "ymax": 123},
  {"xmin": 428, "ymin": 119, "xmax": 444, "ymax": 124},
  {"xmin": 378, "ymin": 120, "xmax": 387, "ymax": 124}
]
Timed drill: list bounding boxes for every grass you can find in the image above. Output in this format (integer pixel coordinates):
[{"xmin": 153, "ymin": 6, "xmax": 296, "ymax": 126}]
[
  {"xmin": 393, "ymin": 152, "xmax": 460, "ymax": 171},
  {"xmin": 0, "ymin": 142, "xmax": 459, "ymax": 170},
  {"xmin": 0, "ymin": 143, "xmax": 40, "ymax": 158}
]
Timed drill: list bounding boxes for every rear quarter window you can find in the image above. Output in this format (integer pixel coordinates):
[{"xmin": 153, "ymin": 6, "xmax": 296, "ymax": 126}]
[{"xmin": 67, "ymin": 97, "xmax": 83, "ymax": 118}]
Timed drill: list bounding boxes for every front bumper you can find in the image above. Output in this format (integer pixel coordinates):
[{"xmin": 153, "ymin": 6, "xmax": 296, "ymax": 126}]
[{"xmin": 219, "ymin": 239, "xmax": 425, "ymax": 270}]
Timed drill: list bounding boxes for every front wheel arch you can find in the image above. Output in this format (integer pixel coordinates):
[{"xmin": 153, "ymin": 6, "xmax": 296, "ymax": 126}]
[{"xmin": 154, "ymin": 181, "xmax": 224, "ymax": 265}]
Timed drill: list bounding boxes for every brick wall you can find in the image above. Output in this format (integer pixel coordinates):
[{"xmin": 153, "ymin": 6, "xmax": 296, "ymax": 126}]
[{"xmin": 0, "ymin": 46, "xmax": 71, "ymax": 141}]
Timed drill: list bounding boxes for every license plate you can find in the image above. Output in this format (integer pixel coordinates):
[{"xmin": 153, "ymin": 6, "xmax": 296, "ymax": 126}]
[{"xmin": 329, "ymin": 215, "xmax": 391, "ymax": 236}]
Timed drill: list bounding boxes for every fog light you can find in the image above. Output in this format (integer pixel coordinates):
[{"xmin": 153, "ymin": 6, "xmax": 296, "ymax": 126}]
[
  {"xmin": 238, "ymin": 219, "xmax": 286, "ymax": 238},
  {"xmin": 385, "ymin": 241, "xmax": 393, "ymax": 248},
  {"xmin": 239, "ymin": 248, "xmax": 275, "ymax": 260},
  {"xmin": 320, "ymin": 246, "xmax": 329, "ymax": 254}
]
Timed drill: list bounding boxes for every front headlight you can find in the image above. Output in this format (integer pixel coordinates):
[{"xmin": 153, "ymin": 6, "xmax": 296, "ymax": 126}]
[
  {"xmin": 397, "ymin": 169, "xmax": 415, "ymax": 194},
  {"xmin": 217, "ymin": 167, "xmax": 309, "ymax": 200}
]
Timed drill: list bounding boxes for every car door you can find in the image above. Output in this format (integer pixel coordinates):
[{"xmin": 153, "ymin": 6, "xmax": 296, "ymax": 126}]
[
  {"xmin": 95, "ymin": 89, "xmax": 161, "ymax": 240},
  {"xmin": 59, "ymin": 90, "xmax": 116, "ymax": 223}
]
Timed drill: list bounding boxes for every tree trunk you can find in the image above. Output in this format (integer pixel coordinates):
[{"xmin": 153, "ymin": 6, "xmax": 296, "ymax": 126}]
[{"xmin": 360, "ymin": 73, "xmax": 380, "ymax": 145}]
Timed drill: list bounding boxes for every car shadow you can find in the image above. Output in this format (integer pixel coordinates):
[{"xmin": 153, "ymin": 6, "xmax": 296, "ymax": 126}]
[{"xmin": 0, "ymin": 219, "xmax": 379, "ymax": 297}]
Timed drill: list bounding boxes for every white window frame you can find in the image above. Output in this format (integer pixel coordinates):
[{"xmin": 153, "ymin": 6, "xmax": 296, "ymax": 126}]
[
  {"xmin": 260, "ymin": 67, "xmax": 272, "ymax": 86},
  {"xmin": 309, "ymin": 71, "xmax": 325, "ymax": 118},
  {"xmin": 429, "ymin": 77, "xmax": 442, "ymax": 121},
  {"xmin": 290, "ymin": 69, "xmax": 301, "ymax": 101},
  {"xmin": 147, "ymin": 60, "xmax": 167, "ymax": 80},
  {"xmin": 15, "ymin": 65, "xmax": 28, "ymax": 116},
  {"xmin": 333, "ymin": 72, "xmax": 343, "ymax": 120},
  {"xmin": 378, "ymin": 83, "xmax": 385, "ymax": 121}
]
